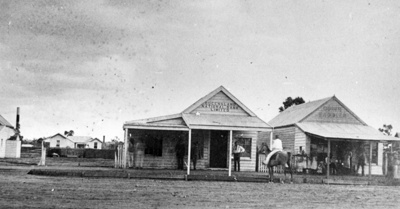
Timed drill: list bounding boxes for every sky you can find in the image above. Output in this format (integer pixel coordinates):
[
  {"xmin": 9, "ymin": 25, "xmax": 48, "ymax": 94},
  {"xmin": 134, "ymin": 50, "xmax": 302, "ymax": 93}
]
[{"xmin": 0, "ymin": 0, "xmax": 399, "ymax": 141}]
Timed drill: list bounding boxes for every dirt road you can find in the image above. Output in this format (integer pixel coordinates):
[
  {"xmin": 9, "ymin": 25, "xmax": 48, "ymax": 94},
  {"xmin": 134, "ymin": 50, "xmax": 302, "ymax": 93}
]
[{"xmin": 1, "ymin": 168, "xmax": 400, "ymax": 209}]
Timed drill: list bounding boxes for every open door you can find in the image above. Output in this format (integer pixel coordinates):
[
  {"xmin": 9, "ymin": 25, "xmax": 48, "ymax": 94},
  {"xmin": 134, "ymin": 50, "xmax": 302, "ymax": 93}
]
[{"xmin": 209, "ymin": 130, "xmax": 228, "ymax": 168}]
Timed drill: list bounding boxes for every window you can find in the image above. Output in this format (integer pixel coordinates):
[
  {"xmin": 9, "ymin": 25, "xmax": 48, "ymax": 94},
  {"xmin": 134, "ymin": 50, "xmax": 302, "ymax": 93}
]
[
  {"xmin": 145, "ymin": 136, "xmax": 163, "ymax": 156},
  {"xmin": 94, "ymin": 142, "xmax": 98, "ymax": 149},
  {"xmin": 235, "ymin": 138, "xmax": 252, "ymax": 158},
  {"xmin": 56, "ymin": 140, "xmax": 60, "ymax": 148}
]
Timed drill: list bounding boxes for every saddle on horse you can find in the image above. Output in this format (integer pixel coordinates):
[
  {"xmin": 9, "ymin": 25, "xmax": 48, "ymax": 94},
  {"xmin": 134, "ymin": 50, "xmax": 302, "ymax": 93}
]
[{"xmin": 263, "ymin": 150, "xmax": 289, "ymax": 166}]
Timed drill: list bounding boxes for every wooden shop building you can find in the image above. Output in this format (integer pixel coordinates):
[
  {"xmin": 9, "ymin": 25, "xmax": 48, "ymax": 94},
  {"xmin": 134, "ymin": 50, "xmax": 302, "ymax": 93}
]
[
  {"xmin": 122, "ymin": 86, "xmax": 271, "ymax": 175},
  {"xmin": 268, "ymin": 96, "xmax": 400, "ymax": 177}
]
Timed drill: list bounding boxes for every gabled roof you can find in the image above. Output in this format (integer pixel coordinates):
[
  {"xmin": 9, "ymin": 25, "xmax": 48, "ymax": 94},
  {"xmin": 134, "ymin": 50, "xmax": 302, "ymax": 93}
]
[
  {"xmin": 268, "ymin": 96, "xmax": 366, "ymax": 127},
  {"xmin": 0, "ymin": 115, "xmax": 13, "ymax": 128},
  {"xmin": 269, "ymin": 97, "xmax": 331, "ymax": 127},
  {"xmin": 124, "ymin": 86, "xmax": 271, "ymax": 131},
  {"xmin": 182, "ymin": 86, "xmax": 256, "ymax": 116},
  {"xmin": 45, "ymin": 133, "xmax": 74, "ymax": 143}
]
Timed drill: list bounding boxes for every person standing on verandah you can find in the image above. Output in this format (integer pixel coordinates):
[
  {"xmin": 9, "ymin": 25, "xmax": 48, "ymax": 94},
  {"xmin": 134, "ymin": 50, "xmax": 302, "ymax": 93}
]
[
  {"xmin": 128, "ymin": 138, "xmax": 135, "ymax": 168},
  {"xmin": 264, "ymin": 135, "xmax": 284, "ymax": 165},
  {"xmin": 191, "ymin": 142, "xmax": 199, "ymax": 170},
  {"xmin": 175, "ymin": 138, "xmax": 185, "ymax": 170},
  {"xmin": 134, "ymin": 139, "xmax": 146, "ymax": 169},
  {"xmin": 233, "ymin": 141, "xmax": 245, "ymax": 172}
]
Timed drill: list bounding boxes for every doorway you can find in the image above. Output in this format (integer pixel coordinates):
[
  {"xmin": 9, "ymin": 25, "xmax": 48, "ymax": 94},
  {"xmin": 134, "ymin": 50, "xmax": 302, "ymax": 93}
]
[{"xmin": 209, "ymin": 130, "xmax": 228, "ymax": 168}]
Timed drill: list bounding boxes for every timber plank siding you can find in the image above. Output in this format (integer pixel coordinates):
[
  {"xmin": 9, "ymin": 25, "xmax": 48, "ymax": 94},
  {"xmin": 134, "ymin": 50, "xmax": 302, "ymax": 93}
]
[{"xmin": 273, "ymin": 126, "xmax": 296, "ymax": 154}]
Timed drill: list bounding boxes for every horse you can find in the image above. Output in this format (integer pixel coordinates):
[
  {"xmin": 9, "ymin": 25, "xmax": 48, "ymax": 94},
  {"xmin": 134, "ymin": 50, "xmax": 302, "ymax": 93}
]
[{"xmin": 262, "ymin": 145, "xmax": 293, "ymax": 183}]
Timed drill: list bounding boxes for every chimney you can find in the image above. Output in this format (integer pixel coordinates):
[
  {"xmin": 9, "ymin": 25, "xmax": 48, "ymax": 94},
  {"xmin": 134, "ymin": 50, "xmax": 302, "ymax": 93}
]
[
  {"xmin": 16, "ymin": 107, "xmax": 20, "ymax": 141},
  {"xmin": 16, "ymin": 107, "xmax": 20, "ymax": 130},
  {"xmin": 102, "ymin": 135, "xmax": 105, "ymax": 149}
]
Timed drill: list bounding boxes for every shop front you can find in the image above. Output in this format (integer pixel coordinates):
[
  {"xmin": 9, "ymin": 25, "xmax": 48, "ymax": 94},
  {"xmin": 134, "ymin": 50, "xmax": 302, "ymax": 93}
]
[
  {"xmin": 122, "ymin": 86, "xmax": 271, "ymax": 176},
  {"xmin": 268, "ymin": 96, "xmax": 400, "ymax": 178}
]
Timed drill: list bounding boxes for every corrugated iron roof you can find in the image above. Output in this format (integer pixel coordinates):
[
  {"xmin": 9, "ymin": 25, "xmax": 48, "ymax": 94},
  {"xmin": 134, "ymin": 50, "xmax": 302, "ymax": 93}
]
[
  {"xmin": 0, "ymin": 115, "xmax": 13, "ymax": 128},
  {"xmin": 68, "ymin": 136, "xmax": 93, "ymax": 144},
  {"xmin": 268, "ymin": 97, "xmax": 332, "ymax": 127},
  {"xmin": 296, "ymin": 122, "xmax": 400, "ymax": 141},
  {"xmin": 183, "ymin": 113, "xmax": 270, "ymax": 129},
  {"xmin": 123, "ymin": 86, "xmax": 271, "ymax": 131}
]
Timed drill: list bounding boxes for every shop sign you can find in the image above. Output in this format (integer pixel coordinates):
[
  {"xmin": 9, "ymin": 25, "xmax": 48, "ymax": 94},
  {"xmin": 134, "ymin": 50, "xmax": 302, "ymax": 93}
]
[
  {"xmin": 200, "ymin": 102, "xmax": 239, "ymax": 112},
  {"xmin": 318, "ymin": 106, "xmax": 347, "ymax": 118}
]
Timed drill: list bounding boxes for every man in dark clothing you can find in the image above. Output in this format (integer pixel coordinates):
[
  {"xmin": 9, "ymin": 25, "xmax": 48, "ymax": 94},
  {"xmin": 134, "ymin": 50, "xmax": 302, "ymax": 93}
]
[
  {"xmin": 191, "ymin": 142, "xmax": 199, "ymax": 170},
  {"xmin": 175, "ymin": 139, "xmax": 185, "ymax": 170}
]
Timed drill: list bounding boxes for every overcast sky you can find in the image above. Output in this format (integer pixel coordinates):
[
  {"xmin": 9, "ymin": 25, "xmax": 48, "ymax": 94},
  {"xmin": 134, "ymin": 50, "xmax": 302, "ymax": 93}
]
[{"xmin": 1, "ymin": 0, "xmax": 399, "ymax": 141}]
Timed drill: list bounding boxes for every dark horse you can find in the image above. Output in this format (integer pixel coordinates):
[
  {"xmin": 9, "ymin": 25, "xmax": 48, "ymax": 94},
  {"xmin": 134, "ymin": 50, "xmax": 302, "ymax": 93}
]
[{"xmin": 262, "ymin": 145, "xmax": 293, "ymax": 183}]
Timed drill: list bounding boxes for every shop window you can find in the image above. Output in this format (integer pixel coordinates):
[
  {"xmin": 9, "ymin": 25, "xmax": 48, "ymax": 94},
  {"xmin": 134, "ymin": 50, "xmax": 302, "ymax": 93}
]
[
  {"xmin": 145, "ymin": 136, "xmax": 163, "ymax": 156},
  {"xmin": 56, "ymin": 140, "xmax": 60, "ymax": 148},
  {"xmin": 365, "ymin": 143, "xmax": 378, "ymax": 165},
  {"xmin": 235, "ymin": 138, "xmax": 252, "ymax": 158}
]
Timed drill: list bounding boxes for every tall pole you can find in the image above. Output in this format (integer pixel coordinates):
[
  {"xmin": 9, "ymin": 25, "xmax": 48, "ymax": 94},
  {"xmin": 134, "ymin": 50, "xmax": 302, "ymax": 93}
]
[
  {"xmin": 228, "ymin": 130, "xmax": 233, "ymax": 177},
  {"xmin": 187, "ymin": 129, "xmax": 192, "ymax": 175},
  {"xmin": 16, "ymin": 107, "xmax": 20, "ymax": 140}
]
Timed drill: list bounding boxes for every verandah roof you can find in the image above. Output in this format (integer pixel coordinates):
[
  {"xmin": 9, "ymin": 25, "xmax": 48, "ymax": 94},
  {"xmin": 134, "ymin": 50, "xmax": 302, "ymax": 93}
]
[
  {"xmin": 296, "ymin": 122, "xmax": 400, "ymax": 141},
  {"xmin": 123, "ymin": 113, "xmax": 271, "ymax": 131}
]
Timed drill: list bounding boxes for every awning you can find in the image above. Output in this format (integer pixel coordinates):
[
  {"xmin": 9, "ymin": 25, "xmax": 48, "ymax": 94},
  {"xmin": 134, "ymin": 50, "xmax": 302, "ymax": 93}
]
[
  {"xmin": 296, "ymin": 122, "xmax": 400, "ymax": 141},
  {"xmin": 183, "ymin": 114, "xmax": 271, "ymax": 131}
]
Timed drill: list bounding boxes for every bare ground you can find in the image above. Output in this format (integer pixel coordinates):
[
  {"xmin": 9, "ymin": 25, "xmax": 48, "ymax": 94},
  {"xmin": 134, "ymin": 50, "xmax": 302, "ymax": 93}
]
[{"xmin": 1, "ymin": 167, "xmax": 400, "ymax": 209}]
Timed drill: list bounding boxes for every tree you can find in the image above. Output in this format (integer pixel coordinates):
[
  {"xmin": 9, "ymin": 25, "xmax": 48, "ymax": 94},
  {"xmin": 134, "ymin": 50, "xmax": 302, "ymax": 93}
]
[
  {"xmin": 379, "ymin": 124, "xmax": 394, "ymax": 151},
  {"xmin": 279, "ymin": 97, "xmax": 305, "ymax": 112},
  {"xmin": 64, "ymin": 130, "xmax": 74, "ymax": 136},
  {"xmin": 379, "ymin": 124, "xmax": 393, "ymax": 136}
]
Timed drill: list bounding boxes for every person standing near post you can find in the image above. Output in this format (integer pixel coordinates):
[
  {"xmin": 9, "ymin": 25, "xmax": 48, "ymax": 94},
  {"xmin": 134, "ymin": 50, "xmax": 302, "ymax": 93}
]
[
  {"xmin": 233, "ymin": 141, "xmax": 245, "ymax": 172},
  {"xmin": 356, "ymin": 143, "xmax": 366, "ymax": 176},
  {"xmin": 175, "ymin": 138, "xmax": 185, "ymax": 170},
  {"xmin": 128, "ymin": 138, "xmax": 135, "ymax": 168},
  {"xmin": 135, "ymin": 139, "xmax": 146, "ymax": 169},
  {"xmin": 191, "ymin": 142, "xmax": 199, "ymax": 170},
  {"xmin": 264, "ymin": 135, "xmax": 283, "ymax": 165}
]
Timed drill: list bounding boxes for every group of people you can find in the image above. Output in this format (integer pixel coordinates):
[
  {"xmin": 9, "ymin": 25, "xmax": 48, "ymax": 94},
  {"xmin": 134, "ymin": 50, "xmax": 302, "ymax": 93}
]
[
  {"xmin": 175, "ymin": 138, "xmax": 249, "ymax": 172},
  {"xmin": 128, "ymin": 138, "xmax": 146, "ymax": 169},
  {"xmin": 175, "ymin": 139, "xmax": 200, "ymax": 170}
]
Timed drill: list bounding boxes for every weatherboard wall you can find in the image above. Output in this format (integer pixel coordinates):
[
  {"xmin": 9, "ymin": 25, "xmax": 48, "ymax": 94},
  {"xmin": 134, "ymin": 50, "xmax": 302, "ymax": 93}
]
[
  {"xmin": 128, "ymin": 129, "xmax": 261, "ymax": 171},
  {"xmin": 272, "ymin": 126, "xmax": 296, "ymax": 154}
]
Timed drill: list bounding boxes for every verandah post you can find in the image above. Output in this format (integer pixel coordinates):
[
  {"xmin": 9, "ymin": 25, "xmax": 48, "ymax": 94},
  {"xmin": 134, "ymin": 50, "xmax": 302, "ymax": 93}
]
[
  {"xmin": 187, "ymin": 129, "xmax": 192, "ymax": 175},
  {"xmin": 228, "ymin": 130, "xmax": 233, "ymax": 177},
  {"xmin": 123, "ymin": 128, "xmax": 128, "ymax": 169},
  {"xmin": 369, "ymin": 140, "xmax": 372, "ymax": 181},
  {"xmin": 327, "ymin": 138, "xmax": 330, "ymax": 182}
]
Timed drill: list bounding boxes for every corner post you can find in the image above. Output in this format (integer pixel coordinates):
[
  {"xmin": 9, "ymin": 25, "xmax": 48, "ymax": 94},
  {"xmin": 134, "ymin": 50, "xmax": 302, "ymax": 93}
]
[
  {"xmin": 327, "ymin": 138, "xmax": 330, "ymax": 181},
  {"xmin": 228, "ymin": 130, "xmax": 233, "ymax": 177},
  {"xmin": 123, "ymin": 128, "xmax": 128, "ymax": 169},
  {"xmin": 369, "ymin": 140, "xmax": 373, "ymax": 180},
  {"xmin": 187, "ymin": 129, "xmax": 192, "ymax": 175}
]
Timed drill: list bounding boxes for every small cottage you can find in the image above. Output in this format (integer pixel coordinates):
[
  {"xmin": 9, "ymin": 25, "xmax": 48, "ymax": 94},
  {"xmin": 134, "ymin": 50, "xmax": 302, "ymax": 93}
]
[{"xmin": 45, "ymin": 134, "xmax": 102, "ymax": 149}]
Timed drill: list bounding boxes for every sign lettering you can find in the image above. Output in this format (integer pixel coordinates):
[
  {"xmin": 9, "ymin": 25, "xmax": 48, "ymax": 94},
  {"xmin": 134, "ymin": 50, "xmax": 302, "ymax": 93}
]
[
  {"xmin": 200, "ymin": 102, "xmax": 239, "ymax": 112},
  {"xmin": 318, "ymin": 106, "xmax": 347, "ymax": 118}
]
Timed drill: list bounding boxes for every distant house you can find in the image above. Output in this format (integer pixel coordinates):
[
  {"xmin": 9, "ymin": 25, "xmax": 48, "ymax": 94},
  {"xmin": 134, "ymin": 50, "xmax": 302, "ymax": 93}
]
[
  {"xmin": 44, "ymin": 134, "xmax": 102, "ymax": 149},
  {"xmin": 0, "ymin": 114, "xmax": 21, "ymax": 158}
]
